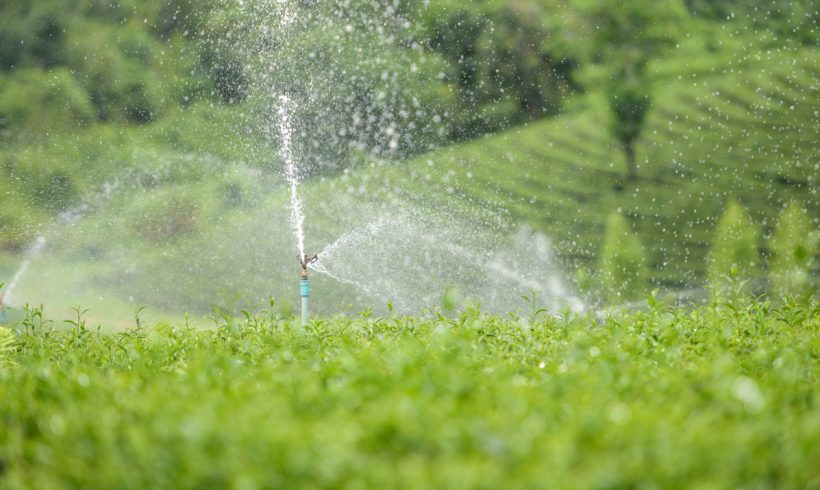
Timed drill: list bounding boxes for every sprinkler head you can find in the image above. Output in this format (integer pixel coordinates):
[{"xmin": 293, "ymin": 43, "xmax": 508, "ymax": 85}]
[{"xmin": 298, "ymin": 253, "xmax": 319, "ymax": 278}]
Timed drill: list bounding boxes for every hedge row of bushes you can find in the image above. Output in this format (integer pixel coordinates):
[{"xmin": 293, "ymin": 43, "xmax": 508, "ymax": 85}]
[
  {"xmin": 0, "ymin": 1, "xmax": 228, "ymax": 136},
  {"xmin": 597, "ymin": 201, "xmax": 819, "ymax": 303}
]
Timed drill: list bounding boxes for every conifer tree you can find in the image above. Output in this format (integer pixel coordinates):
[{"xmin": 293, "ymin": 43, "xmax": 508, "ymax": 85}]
[
  {"xmin": 599, "ymin": 211, "xmax": 647, "ymax": 303},
  {"xmin": 769, "ymin": 202, "xmax": 818, "ymax": 299},
  {"xmin": 708, "ymin": 200, "xmax": 760, "ymax": 288}
]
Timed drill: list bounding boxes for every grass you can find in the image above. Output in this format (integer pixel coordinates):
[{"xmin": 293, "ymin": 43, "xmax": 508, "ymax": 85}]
[
  {"xmin": 0, "ymin": 297, "xmax": 818, "ymax": 488},
  {"xmin": 0, "ymin": 258, "xmax": 203, "ymax": 330}
]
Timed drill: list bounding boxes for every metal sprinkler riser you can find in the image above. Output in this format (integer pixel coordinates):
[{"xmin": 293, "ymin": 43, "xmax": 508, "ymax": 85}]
[{"xmin": 298, "ymin": 254, "xmax": 319, "ymax": 326}]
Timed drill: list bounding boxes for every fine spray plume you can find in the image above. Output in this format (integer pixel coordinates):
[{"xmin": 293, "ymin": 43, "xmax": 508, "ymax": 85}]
[
  {"xmin": 256, "ymin": 0, "xmax": 583, "ymax": 318},
  {"xmin": 1, "ymin": 1, "xmax": 584, "ymax": 325},
  {"xmin": 277, "ymin": 91, "xmax": 314, "ymax": 322}
]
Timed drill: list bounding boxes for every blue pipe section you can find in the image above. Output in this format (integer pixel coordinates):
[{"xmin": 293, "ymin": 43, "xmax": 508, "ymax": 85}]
[{"xmin": 300, "ymin": 278, "xmax": 310, "ymax": 326}]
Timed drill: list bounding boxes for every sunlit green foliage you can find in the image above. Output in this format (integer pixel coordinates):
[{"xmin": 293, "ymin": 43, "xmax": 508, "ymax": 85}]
[
  {"xmin": 0, "ymin": 0, "xmax": 817, "ymax": 299},
  {"xmin": 769, "ymin": 202, "xmax": 818, "ymax": 300},
  {"xmin": 0, "ymin": 0, "xmax": 214, "ymax": 132},
  {"xmin": 0, "ymin": 68, "xmax": 95, "ymax": 134},
  {"xmin": 0, "ymin": 326, "xmax": 13, "ymax": 370},
  {"xmin": 606, "ymin": 82, "xmax": 650, "ymax": 180},
  {"xmin": 0, "ymin": 299, "xmax": 818, "ymax": 487},
  {"xmin": 419, "ymin": 0, "xmax": 579, "ymax": 139},
  {"xmin": 0, "ymin": 190, "xmax": 46, "ymax": 253},
  {"xmin": 574, "ymin": 0, "xmax": 685, "ymax": 71},
  {"xmin": 573, "ymin": 0, "xmax": 685, "ymax": 179},
  {"xmin": 386, "ymin": 51, "xmax": 818, "ymax": 293},
  {"xmin": 598, "ymin": 211, "xmax": 647, "ymax": 302},
  {"xmin": 685, "ymin": 0, "xmax": 818, "ymax": 45},
  {"xmin": 709, "ymin": 200, "xmax": 761, "ymax": 287},
  {"xmin": 66, "ymin": 23, "xmax": 164, "ymax": 124}
]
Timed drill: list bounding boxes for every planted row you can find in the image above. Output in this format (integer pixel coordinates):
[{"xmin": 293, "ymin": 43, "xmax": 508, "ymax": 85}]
[{"xmin": 595, "ymin": 200, "xmax": 818, "ymax": 303}]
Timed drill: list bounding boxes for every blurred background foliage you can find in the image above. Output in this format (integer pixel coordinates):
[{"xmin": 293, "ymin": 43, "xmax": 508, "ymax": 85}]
[{"xmin": 0, "ymin": 0, "xmax": 818, "ymax": 305}]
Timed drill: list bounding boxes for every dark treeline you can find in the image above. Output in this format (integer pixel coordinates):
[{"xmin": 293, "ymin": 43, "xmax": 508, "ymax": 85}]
[{"xmin": 1, "ymin": 0, "xmax": 815, "ymax": 140}]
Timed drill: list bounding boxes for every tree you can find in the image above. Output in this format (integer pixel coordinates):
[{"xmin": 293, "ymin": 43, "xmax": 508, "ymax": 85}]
[
  {"xmin": 578, "ymin": 0, "xmax": 685, "ymax": 180},
  {"xmin": 608, "ymin": 82, "xmax": 651, "ymax": 181},
  {"xmin": 769, "ymin": 202, "xmax": 818, "ymax": 300},
  {"xmin": 420, "ymin": 0, "xmax": 580, "ymax": 140},
  {"xmin": 209, "ymin": 0, "xmax": 453, "ymax": 173},
  {"xmin": 598, "ymin": 210, "xmax": 647, "ymax": 303},
  {"xmin": 708, "ymin": 200, "xmax": 760, "ymax": 288}
]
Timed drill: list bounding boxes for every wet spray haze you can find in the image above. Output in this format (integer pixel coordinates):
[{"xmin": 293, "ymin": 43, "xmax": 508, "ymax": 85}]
[{"xmin": 4, "ymin": 0, "xmax": 583, "ymax": 321}]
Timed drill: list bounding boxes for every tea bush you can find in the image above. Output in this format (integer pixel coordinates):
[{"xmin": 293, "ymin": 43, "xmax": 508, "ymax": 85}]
[
  {"xmin": 1, "ymin": 299, "xmax": 817, "ymax": 488},
  {"xmin": 598, "ymin": 211, "xmax": 647, "ymax": 302}
]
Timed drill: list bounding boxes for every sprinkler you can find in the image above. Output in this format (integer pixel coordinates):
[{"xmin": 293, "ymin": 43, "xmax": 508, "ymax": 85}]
[{"xmin": 298, "ymin": 254, "xmax": 319, "ymax": 326}]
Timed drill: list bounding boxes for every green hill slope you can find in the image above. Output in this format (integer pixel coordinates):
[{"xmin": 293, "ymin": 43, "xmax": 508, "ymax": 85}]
[
  {"xmin": 2, "ymin": 47, "xmax": 817, "ymax": 319},
  {"xmin": 374, "ymin": 47, "xmax": 819, "ymax": 289}
]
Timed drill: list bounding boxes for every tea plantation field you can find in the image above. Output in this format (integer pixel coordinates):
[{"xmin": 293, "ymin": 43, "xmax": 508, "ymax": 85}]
[
  {"xmin": 1, "ymin": 298, "xmax": 818, "ymax": 488},
  {"xmin": 369, "ymin": 48, "xmax": 820, "ymax": 288}
]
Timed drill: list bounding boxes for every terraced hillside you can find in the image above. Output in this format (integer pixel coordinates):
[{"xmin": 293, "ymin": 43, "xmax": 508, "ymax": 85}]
[
  {"xmin": 376, "ymin": 48, "xmax": 819, "ymax": 289},
  {"xmin": 3, "ymin": 48, "xmax": 817, "ymax": 319}
]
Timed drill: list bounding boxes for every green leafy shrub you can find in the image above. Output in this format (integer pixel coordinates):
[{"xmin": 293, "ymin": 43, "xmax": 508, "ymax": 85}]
[
  {"xmin": 0, "ymin": 300, "xmax": 818, "ymax": 487},
  {"xmin": 769, "ymin": 202, "xmax": 818, "ymax": 299},
  {"xmin": 0, "ymin": 68, "xmax": 95, "ymax": 134},
  {"xmin": 0, "ymin": 3, "xmax": 68, "ymax": 70},
  {"xmin": 82, "ymin": 0, "xmax": 132, "ymax": 21},
  {"xmin": 0, "ymin": 21, "xmax": 23, "ymax": 70},
  {"xmin": 708, "ymin": 200, "xmax": 760, "ymax": 287},
  {"xmin": 217, "ymin": 179, "xmax": 246, "ymax": 209},
  {"xmin": 685, "ymin": 0, "xmax": 818, "ymax": 45},
  {"xmin": 135, "ymin": 193, "xmax": 201, "ymax": 243},
  {"xmin": 0, "ymin": 326, "xmax": 14, "ymax": 369},
  {"xmin": 26, "ymin": 9, "xmax": 67, "ymax": 68},
  {"xmin": 121, "ymin": 75, "xmax": 158, "ymax": 123},
  {"xmin": 67, "ymin": 24, "xmax": 161, "ymax": 123},
  {"xmin": 420, "ymin": 0, "xmax": 578, "ymax": 140},
  {"xmin": 153, "ymin": 0, "xmax": 204, "ymax": 38},
  {"xmin": 0, "ymin": 177, "xmax": 46, "ymax": 251},
  {"xmin": 31, "ymin": 171, "xmax": 77, "ymax": 213},
  {"xmin": 116, "ymin": 24, "xmax": 158, "ymax": 66},
  {"xmin": 598, "ymin": 211, "xmax": 647, "ymax": 303}
]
